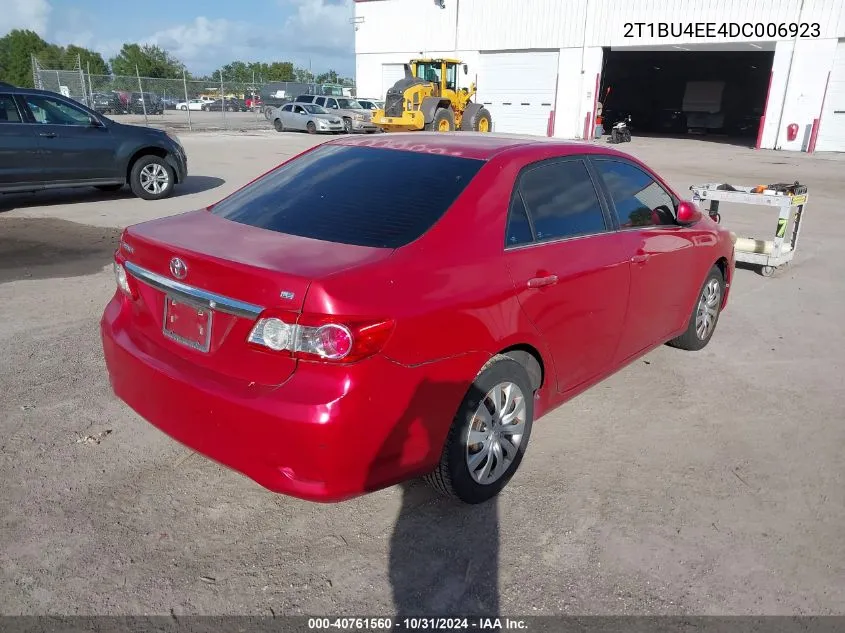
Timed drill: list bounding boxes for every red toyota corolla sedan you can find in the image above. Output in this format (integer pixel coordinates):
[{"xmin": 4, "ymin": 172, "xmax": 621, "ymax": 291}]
[{"xmin": 101, "ymin": 133, "xmax": 735, "ymax": 504}]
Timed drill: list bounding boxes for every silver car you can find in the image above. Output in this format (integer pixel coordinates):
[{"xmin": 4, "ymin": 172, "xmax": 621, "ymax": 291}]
[
  {"xmin": 295, "ymin": 95, "xmax": 380, "ymax": 134},
  {"xmin": 272, "ymin": 103, "xmax": 344, "ymax": 134}
]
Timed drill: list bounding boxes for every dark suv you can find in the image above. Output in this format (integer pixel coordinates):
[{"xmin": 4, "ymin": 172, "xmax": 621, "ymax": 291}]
[{"xmin": 0, "ymin": 83, "xmax": 187, "ymax": 200}]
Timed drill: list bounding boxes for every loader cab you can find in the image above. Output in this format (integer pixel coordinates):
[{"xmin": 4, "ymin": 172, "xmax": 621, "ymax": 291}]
[{"xmin": 410, "ymin": 58, "xmax": 466, "ymax": 94}]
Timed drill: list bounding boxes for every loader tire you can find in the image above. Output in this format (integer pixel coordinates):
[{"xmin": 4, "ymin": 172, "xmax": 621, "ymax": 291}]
[
  {"xmin": 469, "ymin": 107, "xmax": 492, "ymax": 132},
  {"xmin": 427, "ymin": 108, "xmax": 455, "ymax": 132}
]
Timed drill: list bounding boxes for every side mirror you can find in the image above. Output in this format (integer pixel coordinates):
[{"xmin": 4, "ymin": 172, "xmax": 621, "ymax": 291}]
[
  {"xmin": 463, "ymin": 64, "xmax": 468, "ymax": 75},
  {"xmin": 676, "ymin": 200, "xmax": 703, "ymax": 225},
  {"xmin": 88, "ymin": 115, "xmax": 103, "ymax": 127}
]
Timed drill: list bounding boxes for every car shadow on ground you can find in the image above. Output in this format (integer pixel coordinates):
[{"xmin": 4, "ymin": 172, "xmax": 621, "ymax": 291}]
[
  {"xmin": 0, "ymin": 176, "xmax": 225, "ymax": 212},
  {"xmin": 366, "ymin": 380, "xmax": 500, "ymax": 621},
  {"xmin": 0, "ymin": 217, "xmax": 122, "ymax": 284}
]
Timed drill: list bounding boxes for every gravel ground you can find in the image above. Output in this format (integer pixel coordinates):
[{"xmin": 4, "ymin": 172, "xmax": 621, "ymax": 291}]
[{"xmin": 1, "ymin": 131, "xmax": 844, "ymax": 617}]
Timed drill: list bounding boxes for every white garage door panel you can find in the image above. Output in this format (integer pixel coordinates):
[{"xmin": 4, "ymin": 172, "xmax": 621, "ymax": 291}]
[
  {"xmin": 381, "ymin": 64, "xmax": 407, "ymax": 99},
  {"xmin": 476, "ymin": 51, "xmax": 559, "ymax": 137},
  {"xmin": 816, "ymin": 40, "xmax": 845, "ymax": 153}
]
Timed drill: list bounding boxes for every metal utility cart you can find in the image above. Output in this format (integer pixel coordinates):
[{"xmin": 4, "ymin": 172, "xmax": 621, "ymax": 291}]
[{"xmin": 689, "ymin": 182, "xmax": 808, "ymax": 277}]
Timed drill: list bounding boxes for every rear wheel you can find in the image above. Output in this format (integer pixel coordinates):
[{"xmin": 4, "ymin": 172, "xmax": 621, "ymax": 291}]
[
  {"xmin": 426, "ymin": 107, "xmax": 456, "ymax": 132},
  {"xmin": 424, "ymin": 355, "xmax": 534, "ymax": 504},
  {"xmin": 667, "ymin": 265, "xmax": 725, "ymax": 351},
  {"xmin": 129, "ymin": 155, "xmax": 175, "ymax": 201},
  {"xmin": 470, "ymin": 107, "xmax": 492, "ymax": 132}
]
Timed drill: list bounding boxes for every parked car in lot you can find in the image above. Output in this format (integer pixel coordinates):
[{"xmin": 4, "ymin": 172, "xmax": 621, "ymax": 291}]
[
  {"xmin": 0, "ymin": 83, "xmax": 187, "ymax": 200},
  {"xmin": 91, "ymin": 91, "xmax": 125, "ymax": 115},
  {"xmin": 176, "ymin": 99, "xmax": 206, "ymax": 111},
  {"xmin": 101, "ymin": 133, "xmax": 735, "ymax": 504},
  {"xmin": 294, "ymin": 94, "xmax": 379, "ymax": 133},
  {"xmin": 202, "ymin": 98, "xmax": 248, "ymax": 112},
  {"xmin": 357, "ymin": 98, "xmax": 385, "ymax": 111},
  {"xmin": 271, "ymin": 102, "xmax": 344, "ymax": 134},
  {"xmin": 128, "ymin": 92, "xmax": 164, "ymax": 115}
]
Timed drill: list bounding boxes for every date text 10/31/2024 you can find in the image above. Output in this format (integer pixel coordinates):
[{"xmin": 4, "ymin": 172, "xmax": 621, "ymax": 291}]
[
  {"xmin": 623, "ymin": 21, "xmax": 822, "ymax": 39},
  {"xmin": 307, "ymin": 617, "xmax": 529, "ymax": 630}
]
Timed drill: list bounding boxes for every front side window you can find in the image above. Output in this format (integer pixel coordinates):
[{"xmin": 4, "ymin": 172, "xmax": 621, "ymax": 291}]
[
  {"xmin": 25, "ymin": 96, "xmax": 91, "ymax": 126},
  {"xmin": 324, "ymin": 99, "xmax": 338, "ymax": 109},
  {"xmin": 211, "ymin": 145, "xmax": 485, "ymax": 249},
  {"xmin": 593, "ymin": 159, "xmax": 677, "ymax": 228},
  {"xmin": 516, "ymin": 159, "xmax": 608, "ymax": 242}
]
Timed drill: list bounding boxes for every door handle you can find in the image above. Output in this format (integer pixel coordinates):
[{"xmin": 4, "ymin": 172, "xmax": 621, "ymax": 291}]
[
  {"xmin": 527, "ymin": 275, "xmax": 558, "ymax": 288},
  {"xmin": 631, "ymin": 253, "xmax": 650, "ymax": 264},
  {"xmin": 38, "ymin": 132, "xmax": 56, "ymax": 138}
]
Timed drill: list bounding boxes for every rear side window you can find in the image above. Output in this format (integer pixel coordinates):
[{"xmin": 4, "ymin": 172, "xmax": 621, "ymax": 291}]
[
  {"xmin": 0, "ymin": 95, "xmax": 22, "ymax": 123},
  {"xmin": 517, "ymin": 159, "xmax": 607, "ymax": 242},
  {"xmin": 211, "ymin": 145, "xmax": 485, "ymax": 249}
]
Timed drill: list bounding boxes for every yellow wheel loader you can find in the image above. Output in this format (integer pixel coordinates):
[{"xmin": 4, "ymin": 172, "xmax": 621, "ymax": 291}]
[{"xmin": 371, "ymin": 58, "xmax": 493, "ymax": 133}]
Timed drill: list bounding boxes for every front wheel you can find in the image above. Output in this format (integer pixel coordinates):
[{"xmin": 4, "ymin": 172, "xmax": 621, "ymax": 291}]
[
  {"xmin": 343, "ymin": 118, "xmax": 353, "ymax": 134},
  {"xmin": 667, "ymin": 265, "xmax": 725, "ymax": 351},
  {"xmin": 273, "ymin": 118, "xmax": 284, "ymax": 132},
  {"xmin": 129, "ymin": 155, "xmax": 175, "ymax": 201},
  {"xmin": 180, "ymin": 106, "xmax": 187, "ymax": 110},
  {"xmin": 424, "ymin": 355, "xmax": 534, "ymax": 504},
  {"xmin": 306, "ymin": 121, "xmax": 317, "ymax": 134},
  {"xmin": 427, "ymin": 108, "xmax": 456, "ymax": 132}
]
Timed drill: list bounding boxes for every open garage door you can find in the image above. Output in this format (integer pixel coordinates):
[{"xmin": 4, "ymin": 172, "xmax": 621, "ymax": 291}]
[
  {"xmin": 815, "ymin": 40, "xmax": 845, "ymax": 153},
  {"xmin": 381, "ymin": 64, "xmax": 406, "ymax": 100},
  {"xmin": 599, "ymin": 47, "xmax": 774, "ymax": 145},
  {"xmin": 476, "ymin": 51, "xmax": 559, "ymax": 136}
]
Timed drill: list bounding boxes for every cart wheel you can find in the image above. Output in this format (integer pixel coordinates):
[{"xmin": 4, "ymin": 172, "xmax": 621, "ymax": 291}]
[{"xmin": 760, "ymin": 265, "xmax": 776, "ymax": 277}]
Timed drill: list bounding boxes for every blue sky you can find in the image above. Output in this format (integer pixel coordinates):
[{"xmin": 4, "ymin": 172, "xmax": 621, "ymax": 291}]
[{"xmin": 1, "ymin": 0, "xmax": 356, "ymax": 77}]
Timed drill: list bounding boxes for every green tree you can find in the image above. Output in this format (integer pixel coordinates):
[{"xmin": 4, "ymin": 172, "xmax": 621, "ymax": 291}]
[
  {"xmin": 315, "ymin": 70, "xmax": 339, "ymax": 84},
  {"xmin": 63, "ymin": 45, "xmax": 109, "ymax": 75},
  {"xmin": 213, "ymin": 60, "xmax": 295, "ymax": 83},
  {"xmin": 109, "ymin": 43, "xmax": 186, "ymax": 78},
  {"xmin": 0, "ymin": 29, "xmax": 62, "ymax": 87},
  {"xmin": 292, "ymin": 66, "xmax": 312, "ymax": 83}
]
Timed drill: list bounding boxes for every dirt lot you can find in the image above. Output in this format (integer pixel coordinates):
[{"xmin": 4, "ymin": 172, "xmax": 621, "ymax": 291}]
[{"xmin": 1, "ymin": 131, "xmax": 844, "ymax": 617}]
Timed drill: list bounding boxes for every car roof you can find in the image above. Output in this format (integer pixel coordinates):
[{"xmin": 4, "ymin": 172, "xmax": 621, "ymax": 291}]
[{"xmin": 330, "ymin": 132, "xmax": 638, "ymax": 162}]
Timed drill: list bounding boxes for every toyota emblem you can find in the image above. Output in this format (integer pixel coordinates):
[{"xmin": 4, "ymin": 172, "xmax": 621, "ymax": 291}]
[{"xmin": 169, "ymin": 257, "xmax": 187, "ymax": 280}]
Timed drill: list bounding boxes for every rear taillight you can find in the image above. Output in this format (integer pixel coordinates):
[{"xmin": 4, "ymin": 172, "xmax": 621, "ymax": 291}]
[
  {"xmin": 247, "ymin": 313, "xmax": 394, "ymax": 363},
  {"xmin": 113, "ymin": 261, "xmax": 131, "ymax": 295}
]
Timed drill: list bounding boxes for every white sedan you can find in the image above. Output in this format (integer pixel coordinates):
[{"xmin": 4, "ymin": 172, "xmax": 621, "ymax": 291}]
[{"xmin": 175, "ymin": 99, "xmax": 206, "ymax": 111}]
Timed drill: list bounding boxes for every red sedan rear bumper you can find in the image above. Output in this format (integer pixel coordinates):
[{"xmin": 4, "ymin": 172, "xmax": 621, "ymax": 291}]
[{"xmin": 100, "ymin": 295, "xmax": 486, "ymax": 503}]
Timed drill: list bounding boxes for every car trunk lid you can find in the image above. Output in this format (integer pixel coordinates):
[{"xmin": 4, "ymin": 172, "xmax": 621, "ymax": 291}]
[{"xmin": 119, "ymin": 209, "xmax": 393, "ymax": 387}]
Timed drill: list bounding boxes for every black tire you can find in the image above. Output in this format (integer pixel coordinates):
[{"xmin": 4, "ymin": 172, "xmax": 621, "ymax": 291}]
[
  {"xmin": 667, "ymin": 265, "xmax": 725, "ymax": 351},
  {"xmin": 426, "ymin": 108, "xmax": 455, "ymax": 132},
  {"xmin": 306, "ymin": 121, "xmax": 317, "ymax": 135},
  {"xmin": 424, "ymin": 355, "xmax": 534, "ymax": 504},
  {"xmin": 273, "ymin": 118, "xmax": 284, "ymax": 132},
  {"xmin": 129, "ymin": 155, "xmax": 175, "ymax": 201},
  {"xmin": 95, "ymin": 184, "xmax": 123, "ymax": 192},
  {"xmin": 180, "ymin": 106, "xmax": 187, "ymax": 111},
  {"xmin": 343, "ymin": 118, "xmax": 353, "ymax": 134},
  {"xmin": 469, "ymin": 106, "xmax": 493, "ymax": 132}
]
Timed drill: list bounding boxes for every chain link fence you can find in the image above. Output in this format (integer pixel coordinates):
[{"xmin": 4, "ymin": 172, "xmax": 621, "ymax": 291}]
[{"xmin": 33, "ymin": 63, "xmax": 356, "ymax": 132}]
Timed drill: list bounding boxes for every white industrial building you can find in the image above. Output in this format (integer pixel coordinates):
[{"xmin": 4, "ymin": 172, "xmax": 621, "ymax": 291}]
[{"xmin": 353, "ymin": 0, "xmax": 845, "ymax": 152}]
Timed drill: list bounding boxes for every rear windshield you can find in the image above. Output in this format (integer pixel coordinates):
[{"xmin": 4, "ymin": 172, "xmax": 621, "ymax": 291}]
[{"xmin": 210, "ymin": 144, "xmax": 485, "ymax": 248}]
